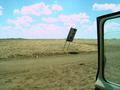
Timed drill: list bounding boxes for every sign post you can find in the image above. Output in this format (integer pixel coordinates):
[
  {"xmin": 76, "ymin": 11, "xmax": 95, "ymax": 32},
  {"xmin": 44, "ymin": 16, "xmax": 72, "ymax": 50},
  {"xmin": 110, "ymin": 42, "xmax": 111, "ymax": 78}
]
[{"xmin": 64, "ymin": 27, "xmax": 77, "ymax": 50}]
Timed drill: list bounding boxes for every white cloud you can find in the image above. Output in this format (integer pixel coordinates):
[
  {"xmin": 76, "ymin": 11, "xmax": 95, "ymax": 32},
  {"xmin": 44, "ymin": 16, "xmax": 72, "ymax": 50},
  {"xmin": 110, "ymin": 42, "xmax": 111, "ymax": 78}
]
[
  {"xmin": 1, "ymin": 1, "xmax": 99, "ymax": 39},
  {"xmin": 52, "ymin": 4, "xmax": 63, "ymax": 11},
  {"xmin": 1, "ymin": 20, "xmax": 97, "ymax": 39},
  {"xmin": 0, "ymin": 6, "xmax": 3, "ymax": 16},
  {"xmin": 75, "ymin": 21, "xmax": 97, "ymax": 39},
  {"xmin": 42, "ymin": 17, "xmax": 58, "ymax": 23},
  {"xmin": 93, "ymin": 3, "xmax": 120, "ymax": 12},
  {"xmin": 13, "ymin": 2, "xmax": 63, "ymax": 16},
  {"xmin": 42, "ymin": 12, "xmax": 89, "ymax": 27},
  {"xmin": 41, "ymin": 13, "xmax": 97, "ymax": 39},
  {"xmin": 104, "ymin": 21, "xmax": 120, "ymax": 34},
  {"xmin": 29, "ymin": 23, "xmax": 63, "ymax": 31},
  {"xmin": 58, "ymin": 13, "xmax": 89, "ymax": 23},
  {"xmin": 13, "ymin": 9, "xmax": 20, "ymax": 15},
  {"xmin": 0, "ymin": 6, "xmax": 3, "ymax": 9},
  {"xmin": 13, "ymin": 2, "xmax": 52, "ymax": 16},
  {"xmin": 7, "ymin": 16, "xmax": 33, "ymax": 28}
]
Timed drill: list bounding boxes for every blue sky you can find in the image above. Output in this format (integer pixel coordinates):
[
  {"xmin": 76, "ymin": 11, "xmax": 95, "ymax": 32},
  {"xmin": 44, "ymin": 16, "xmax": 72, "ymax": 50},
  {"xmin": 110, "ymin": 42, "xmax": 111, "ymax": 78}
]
[{"xmin": 0, "ymin": 0, "xmax": 120, "ymax": 39}]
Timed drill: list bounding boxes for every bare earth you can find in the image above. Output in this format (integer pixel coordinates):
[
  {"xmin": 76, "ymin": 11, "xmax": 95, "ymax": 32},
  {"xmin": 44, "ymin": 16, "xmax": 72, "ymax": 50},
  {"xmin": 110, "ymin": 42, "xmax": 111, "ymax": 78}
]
[{"xmin": 0, "ymin": 39, "xmax": 97, "ymax": 90}]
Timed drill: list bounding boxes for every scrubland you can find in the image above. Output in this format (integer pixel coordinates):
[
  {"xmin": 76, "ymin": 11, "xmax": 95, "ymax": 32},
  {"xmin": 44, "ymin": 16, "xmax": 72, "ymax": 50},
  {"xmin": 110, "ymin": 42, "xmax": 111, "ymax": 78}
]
[{"xmin": 0, "ymin": 39, "xmax": 98, "ymax": 90}]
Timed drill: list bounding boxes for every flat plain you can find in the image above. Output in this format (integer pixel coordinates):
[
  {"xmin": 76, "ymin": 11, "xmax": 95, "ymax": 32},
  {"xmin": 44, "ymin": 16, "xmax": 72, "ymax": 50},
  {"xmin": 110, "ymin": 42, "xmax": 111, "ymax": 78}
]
[{"xmin": 0, "ymin": 39, "xmax": 98, "ymax": 90}]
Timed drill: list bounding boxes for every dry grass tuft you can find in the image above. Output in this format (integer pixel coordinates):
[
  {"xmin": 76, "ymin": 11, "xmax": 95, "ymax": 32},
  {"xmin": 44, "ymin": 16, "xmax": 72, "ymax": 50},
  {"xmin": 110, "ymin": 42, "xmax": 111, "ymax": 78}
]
[{"xmin": 0, "ymin": 39, "xmax": 97, "ymax": 59}]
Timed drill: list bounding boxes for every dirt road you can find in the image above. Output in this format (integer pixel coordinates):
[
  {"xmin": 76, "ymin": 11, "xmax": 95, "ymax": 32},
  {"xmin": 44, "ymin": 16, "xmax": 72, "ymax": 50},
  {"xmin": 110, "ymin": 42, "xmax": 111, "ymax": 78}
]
[{"xmin": 0, "ymin": 52, "xmax": 97, "ymax": 90}]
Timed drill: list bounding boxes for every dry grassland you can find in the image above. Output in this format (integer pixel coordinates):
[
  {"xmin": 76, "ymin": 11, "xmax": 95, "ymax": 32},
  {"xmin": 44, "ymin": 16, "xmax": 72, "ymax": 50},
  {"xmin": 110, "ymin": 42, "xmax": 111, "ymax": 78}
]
[{"xmin": 0, "ymin": 39, "xmax": 98, "ymax": 90}]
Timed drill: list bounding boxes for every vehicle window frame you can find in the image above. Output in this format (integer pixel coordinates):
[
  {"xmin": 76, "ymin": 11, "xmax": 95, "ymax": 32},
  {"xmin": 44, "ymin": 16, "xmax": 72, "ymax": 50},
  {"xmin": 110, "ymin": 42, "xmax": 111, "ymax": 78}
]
[{"xmin": 95, "ymin": 11, "xmax": 120, "ymax": 90}]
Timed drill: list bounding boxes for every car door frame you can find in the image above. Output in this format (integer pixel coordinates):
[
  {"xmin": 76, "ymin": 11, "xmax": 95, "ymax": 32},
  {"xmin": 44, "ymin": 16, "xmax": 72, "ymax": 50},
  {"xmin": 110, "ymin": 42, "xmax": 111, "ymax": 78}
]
[{"xmin": 95, "ymin": 11, "xmax": 120, "ymax": 90}]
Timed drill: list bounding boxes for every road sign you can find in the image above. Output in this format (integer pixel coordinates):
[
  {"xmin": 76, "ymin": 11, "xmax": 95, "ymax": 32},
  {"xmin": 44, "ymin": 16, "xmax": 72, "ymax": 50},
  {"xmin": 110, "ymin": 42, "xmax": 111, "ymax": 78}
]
[
  {"xmin": 63, "ymin": 27, "xmax": 77, "ymax": 51},
  {"xmin": 66, "ymin": 27, "xmax": 77, "ymax": 42}
]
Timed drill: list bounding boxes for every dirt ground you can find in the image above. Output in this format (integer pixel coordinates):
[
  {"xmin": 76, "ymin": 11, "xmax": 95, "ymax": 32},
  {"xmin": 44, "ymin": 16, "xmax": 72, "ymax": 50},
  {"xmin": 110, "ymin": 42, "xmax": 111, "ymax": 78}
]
[
  {"xmin": 0, "ymin": 39, "xmax": 98, "ymax": 90},
  {"xmin": 0, "ymin": 52, "xmax": 97, "ymax": 90}
]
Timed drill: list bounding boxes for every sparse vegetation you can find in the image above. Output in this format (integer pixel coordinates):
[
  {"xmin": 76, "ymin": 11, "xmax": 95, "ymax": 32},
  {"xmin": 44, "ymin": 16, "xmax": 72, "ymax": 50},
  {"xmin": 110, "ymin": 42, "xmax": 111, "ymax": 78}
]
[
  {"xmin": 0, "ymin": 39, "xmax": 97, "ymax": 90},
  {"xmin": 0, "ymin": 39, "xmax": 97, "ymax": 59}
]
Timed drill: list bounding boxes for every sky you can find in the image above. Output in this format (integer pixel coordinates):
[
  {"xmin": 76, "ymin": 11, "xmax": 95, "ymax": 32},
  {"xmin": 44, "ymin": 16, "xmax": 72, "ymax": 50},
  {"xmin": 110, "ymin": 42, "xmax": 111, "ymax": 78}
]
[{"xmin": 0, "ymin": 0, "xmax": 120, "ymax": 39}]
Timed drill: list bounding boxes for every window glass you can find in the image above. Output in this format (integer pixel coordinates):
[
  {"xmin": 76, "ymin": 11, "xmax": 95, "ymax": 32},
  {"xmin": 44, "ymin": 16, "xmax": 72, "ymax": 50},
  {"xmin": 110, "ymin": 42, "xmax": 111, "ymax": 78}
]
[{"xmin": 104, "ymin": 18, "xmax": 120, "ymax": 85}]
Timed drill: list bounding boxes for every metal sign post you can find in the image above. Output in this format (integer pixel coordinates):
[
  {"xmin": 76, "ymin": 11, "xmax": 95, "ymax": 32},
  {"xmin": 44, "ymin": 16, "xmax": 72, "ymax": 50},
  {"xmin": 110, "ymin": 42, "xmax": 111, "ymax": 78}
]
[{"xmin": 64, "ymin": 27, "xmax": 77, "ymax": 50}]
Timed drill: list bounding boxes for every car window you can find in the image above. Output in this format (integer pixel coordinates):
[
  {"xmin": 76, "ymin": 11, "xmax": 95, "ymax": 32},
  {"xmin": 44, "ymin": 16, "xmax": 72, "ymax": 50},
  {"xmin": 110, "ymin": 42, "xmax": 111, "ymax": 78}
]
[{"xmin": 104, "ymin": 18, "xmax": 120, "ymax": 85}]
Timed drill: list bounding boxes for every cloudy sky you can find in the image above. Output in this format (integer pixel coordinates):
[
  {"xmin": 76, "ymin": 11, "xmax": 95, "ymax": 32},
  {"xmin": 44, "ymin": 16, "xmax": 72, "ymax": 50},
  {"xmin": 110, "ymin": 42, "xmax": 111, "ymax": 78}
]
[{"xmin": 0, "ymin": 0, "xmax": 120, "ymax": 39}]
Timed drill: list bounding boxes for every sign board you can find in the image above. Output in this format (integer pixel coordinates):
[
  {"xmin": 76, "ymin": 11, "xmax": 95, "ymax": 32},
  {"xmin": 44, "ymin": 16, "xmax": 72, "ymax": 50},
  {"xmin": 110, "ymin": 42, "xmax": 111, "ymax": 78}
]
[{"xmin": 66, "ymin": 27, "xmax": 77, "ymax": 42}]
